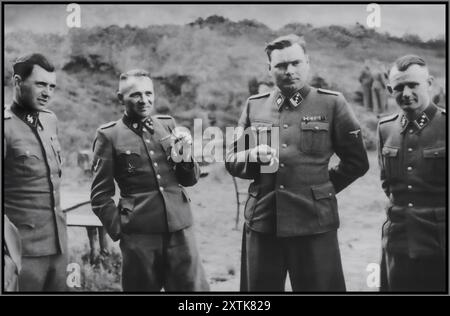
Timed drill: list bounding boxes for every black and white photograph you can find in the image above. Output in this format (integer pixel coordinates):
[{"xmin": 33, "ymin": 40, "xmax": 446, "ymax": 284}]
[{"xmin": 1, "ymin": 0, "xmax": 448, "ymax": 298}]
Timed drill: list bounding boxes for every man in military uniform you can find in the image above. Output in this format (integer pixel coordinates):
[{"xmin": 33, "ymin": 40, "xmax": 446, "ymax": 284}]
[
  {"xmin": 226, "ymin": 34, "xmax": 369, "ymax": 291},
  {"xmin": 4, "ymin": 54, "xmax": 67, "ymax": 291},
  {"xmin": 90, "ymin": 69, "xmax": 208, "ymax": 291},
  {"xmin": 378, "ymin": 55, "xmax": 446, "ymax": 292}
]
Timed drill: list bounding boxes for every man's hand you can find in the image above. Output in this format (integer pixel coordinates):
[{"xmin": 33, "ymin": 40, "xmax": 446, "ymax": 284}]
[
  {"xmin": 249, "ymin": 144, "xmax": 277, "ymax": 165},
  {"xmin": 171, "ymin": 130, "xmax": 193, "ymax": 162}
]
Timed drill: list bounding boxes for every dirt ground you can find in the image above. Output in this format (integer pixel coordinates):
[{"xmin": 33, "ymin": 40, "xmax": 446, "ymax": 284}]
[{"xmin": 63, "ymin": 151, "xmax": 387, "ymax": 292}]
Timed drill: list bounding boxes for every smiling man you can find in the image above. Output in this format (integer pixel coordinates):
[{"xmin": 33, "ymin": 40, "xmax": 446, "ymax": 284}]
[
  {"xmin": 4, "ymin": 53, "xmax": 67, "ymax": 291},
  {"xmin": 378, "ymin": 55, "xmax": 446, "ymax": 292},
  {"xmin": 90, "ymin": 69, "xmax": 208, "ymax": 291},
  {"xmin": 226, "ymin": 34, "xmax": 369, "ymax": 291}
]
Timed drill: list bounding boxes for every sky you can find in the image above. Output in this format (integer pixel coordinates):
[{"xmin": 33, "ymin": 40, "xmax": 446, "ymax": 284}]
[{"xmin": 4, "ymin": 3, "xmax": 446, "ymax": 41}]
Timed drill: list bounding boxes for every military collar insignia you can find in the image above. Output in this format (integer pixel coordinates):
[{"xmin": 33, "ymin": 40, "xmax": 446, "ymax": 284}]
[
  {"xmin": 10, "ymin": 102, "xmax": 40, "ymax": 129},
  {"xmin": 400, "ymin": 104, "xmax": 438, "ymax": 134},
  {"xmin": 123, "ymin": 114, "xmax": 154, "ymax": 136},
  {"xmin": 275, "ymin": 94, "xmax": 285, "ymax": 108},
  {"xmin": 144, "ymin": 118, "xmax": 154, "ymax": 134},
  {"xmin": 276, "ymin": 85, "xmax": 311, "ymax": 111},
  {"xmin": 289, "ymin": 91, "xmax": 303, "ymax": 108}
]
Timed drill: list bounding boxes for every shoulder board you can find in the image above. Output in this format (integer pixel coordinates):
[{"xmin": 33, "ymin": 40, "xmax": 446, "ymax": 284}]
[
  {"xmin": 100, "ymin": 121, "xmax": 116, "ymax": 130},
  {"xmin": 248, "ymin": 92, "xmax": 270, "ymax": 100},
  {"xmin": 379, "ymin": 113, "xmax": 399, "ymax": 124},
  {"xmin": 317, "ymin": 88, "xmax": 340, "ymax": 96},
  {"xmin": 4, "ymin": 108, "xmax": 12, "ymax": 119}
]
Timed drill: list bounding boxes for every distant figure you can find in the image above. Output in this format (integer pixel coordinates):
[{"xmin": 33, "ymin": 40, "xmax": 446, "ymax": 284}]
[
  {"xmin": 371, "ymin": 71, "xmax": 388, "ymax": 114},
  {"xmin": 431, "ymin": 82, "xmax": 446, "ymax": 108},
  {"xmin": 257, "ymin": 81, "xmax": 274, "ymax": 94},
  {"xmin": 359, "ymin": 65, "xmax": 373, "ymax": 111}
]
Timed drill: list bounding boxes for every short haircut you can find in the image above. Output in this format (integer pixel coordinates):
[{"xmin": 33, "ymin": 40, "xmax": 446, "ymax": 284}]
[
  {"xmin": 393, "ymin": 54, "xmax": 427, "ymax": 72},
  {"xmin": 119, "ymin": 69, "xmax": 151, "ymax": 81},
  {"xmin": 265, "ymin": 34, "xmax": 307, "ymax": 62},
  {"xmin": 13, "ymin": 53, "xmax": 55, "ymax": 80},
  {"xmin": 118, "ymin": 69, "xmax": 152, "ymax": 92}
]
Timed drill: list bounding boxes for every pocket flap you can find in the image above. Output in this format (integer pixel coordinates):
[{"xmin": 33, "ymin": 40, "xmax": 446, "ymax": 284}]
[
  {"xmin": 251, "ymin": 120, "xmax": 273, "ymax": 129},
  {"xmin": 118, "ymin": 197, "xmax": 135, "ymax": 213},
  {"xmin": 301, "ymin": 122, "xmax": 329, "ymax": 131},
  {"xmin": 423, "ymin": 147, "xmax": 445, "ymax": 158},
  {"xmin": 382, "ymin": 146, "xmax": 399, "ymax": 157},
  {"xmin": 311, "ymin": 182, "xmax": 335, "ymax": 200},
  {"xmin": 180, "ymin": 186, "xmax": 191, "ymax": 202},
  {"xmin": 117, "ymin": 145, "xmax": 141, "ymax": 156}
]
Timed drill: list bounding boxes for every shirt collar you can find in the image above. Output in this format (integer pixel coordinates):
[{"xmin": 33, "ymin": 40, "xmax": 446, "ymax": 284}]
[
  {"xmin": 275, "ymin": 85, "xmax": 311, "ymax": 111},
  {"xmin": 10, "ymin": 102, "xmax": 41, "ymax": 129},
  {"xmin": 400, "ymin": 103, "xmax": 438, "ymax": 134},
  {"xmin": 122, "ymin": 113, "xmax": 154, "ymax": 136}
]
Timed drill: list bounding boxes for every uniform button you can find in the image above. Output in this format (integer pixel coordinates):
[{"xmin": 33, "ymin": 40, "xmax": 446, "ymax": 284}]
[
  {"xmin": 149, "ymin": 150, "xmax": 155, "ymax": 155},
  {"xmin": 283, "ymin": 124, "xmax": 289, "ymax": 129},
  {"xmin": 156, "ymin": 174, "xmax": 161, "ymax": 179},
  {"xmin": 314, "ymin": 126, "xmax": 319, "ymax": 130},
  {"xmin": 154, "ymin": 162, "xmax": 158, "ymax": 167},
  {"xmin": 159, "ymin": 186, "xmax": 164, "ymax": 192},
  {"xmin": 408, "ymin": 203, "xmax": 413, "ymax": 207},
  {"xmin": 280, "ymin": 163, "xmax": 285, "ymax": 168},
  {"xmin": 26, "ymin": 150, "xmax": 30, "ymax": 155},
  {"xmin": 434, "ymin": 152, "xmax": 439, "ymax": 156},
  {"xmin": 145, "ymin": 139, "xmax": 151, "ymax": 144},
  {"xmin": 407, "ymin": 166, "xmax": 412, "ymax": 171},
  {"xmin": 284, "ymin": 106, "xmax": 289, "ymax": 110},
  {"xmin": 329, "ymin": 193, "xmax": 333, "ymax": 196},
  {"xmin": 126, "ymin": 150, "xmax": 131, "ymax": 155},
  {"xmin": 279, "ymin": 185, "xmax": 285, "ymax": 189},
  {"xmin": 407, "ymin": 185, "xmax": 412, "ymax": 190},
  {"xmin": 408, "ymin": 148, "xmax": 413, "ymax": 152},
  {"xmin": 282, "ymin": 144, "xmax": 287, "ymax": 148},
  {"xmin": 409, "ymin": 129, "xmax": 414, "ymax": 134}
]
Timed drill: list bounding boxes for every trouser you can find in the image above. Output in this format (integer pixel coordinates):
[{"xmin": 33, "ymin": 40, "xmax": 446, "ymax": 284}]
[
  {"xmin": 361, "ymin": 83, "xmax": 373, "ymax": 111},
  {"xmin": 240, "ymin": 225, "xmax": 346, "ymax": 292},
  {"xmin": 380, "ymin": 250, "xmax": 446, "ymax": 292},
  {"xmin": 19, "ymin": 253, "xmax": 68, "ymax": 292},
  {"xmin": 119, "ymin": 226, "xmax": 209, "ymax": 292},
  {"xmin": 371, "ymin": 84, "xmax": 387, "ymax": 114}
]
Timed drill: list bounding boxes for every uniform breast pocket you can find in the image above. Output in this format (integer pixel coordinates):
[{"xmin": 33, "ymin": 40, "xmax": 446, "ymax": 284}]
[
  {"xmin": 299, "ymin": 121, "xmax": 330, "ymax": 154},
  {"xmin": 422, "ymin": 147, "xmax": 446, "ymax": 184},
  {"xmin": 13, "ymin": 147, "xmax": 44, "ymax": 177},
  {"xmin": 381, "ymin": 146, "xmax": 400, "ymax": 179},
  {"xmin": 117, "ymin": 146, "xmax": 143, "ymax": 175}
]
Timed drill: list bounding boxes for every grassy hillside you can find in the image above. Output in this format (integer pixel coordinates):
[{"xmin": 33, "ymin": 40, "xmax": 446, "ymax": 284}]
[{"xmin": 3, "ymin": 16, "xmax": 446, "ymax": 165}]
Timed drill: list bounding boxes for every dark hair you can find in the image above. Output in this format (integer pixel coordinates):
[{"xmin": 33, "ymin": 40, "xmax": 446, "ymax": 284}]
[
  {"xmin": 13, "ymin": 53, "xmax": 55, "ymax": 80},
  {"xmin": 265, "ymin": 34, "xmax": 307, "ymax": 62},
  {"xmin": 394, "ymin": 54, "xmax": 427, "ymax": 72}
]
